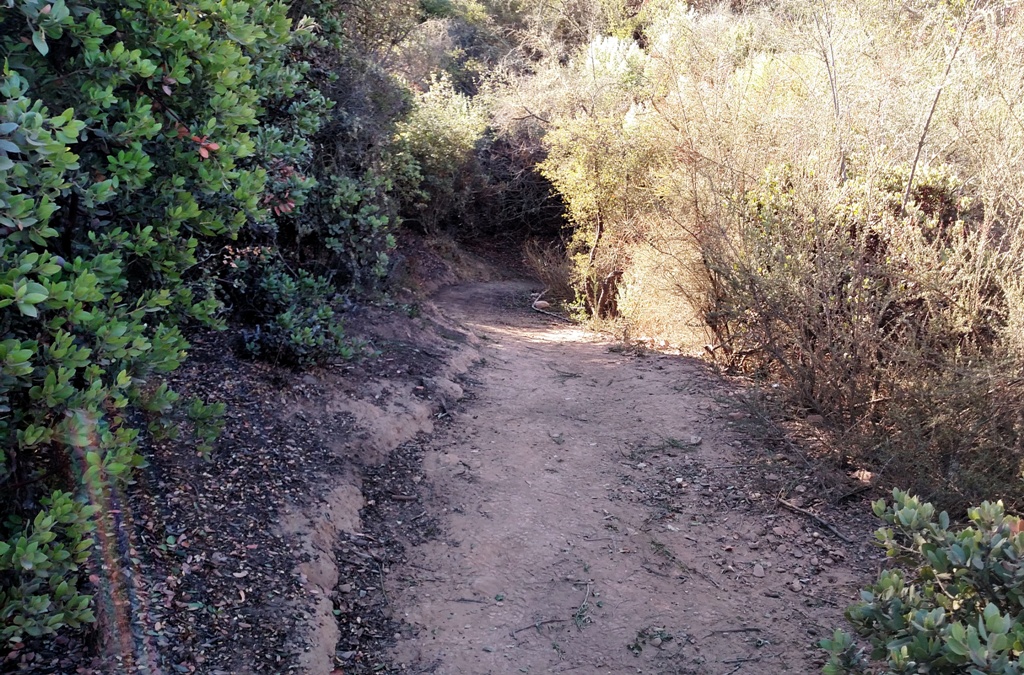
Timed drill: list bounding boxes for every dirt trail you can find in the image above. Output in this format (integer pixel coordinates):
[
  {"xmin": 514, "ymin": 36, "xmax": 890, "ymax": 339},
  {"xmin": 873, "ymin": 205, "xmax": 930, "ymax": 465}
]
[{"xmin": 385, "ymin": 282, "xmax": 870, "ymax": 674}]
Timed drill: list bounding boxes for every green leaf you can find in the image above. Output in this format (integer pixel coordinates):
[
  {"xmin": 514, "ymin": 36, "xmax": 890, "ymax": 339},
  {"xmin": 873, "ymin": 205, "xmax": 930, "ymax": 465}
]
[
  {"xmin": 17, "ymin": 302, "xmax": 39, "ymax": 318},
  {"xmin": 32, "ymin": 30, "xmax": 49, "ymax": 56}
]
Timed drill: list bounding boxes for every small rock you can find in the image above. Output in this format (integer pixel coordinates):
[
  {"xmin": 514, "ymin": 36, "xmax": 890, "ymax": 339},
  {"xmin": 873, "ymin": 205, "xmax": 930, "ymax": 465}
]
[
  {"xmin": 794, "ymin": 485, "xmax": 807, "ymax": 493},
  {"xmin": 772, "ymin": 526, "xmax": 786, "ymax": 536},
  {"xmin": 806, "ymin": 414, "xmax": 825, "ymax": 426},
  {"xmin": 688, "ymin": 435, "xmax": 702, "ymax": 446},
  {"xmin": 650, "ymin": 637, "xmax": 662, "ymax": 647},
  {"xmin": 792, "ymin": 550, "xmax": 803, "ymax": 559},
  {"xmin": 752, "ymin": 564, "xmax": 765, "ymax": 578},
  {"xmin": 766, "ymin": 474, "xmax": 781, "ymax": 481},
  {"xmin": 789, "ymin": 580, "xmax": 803, "ymax": 593},
  {"xmin": 749, "ymin": 541, "xmax": 760, "ymax": 550}
]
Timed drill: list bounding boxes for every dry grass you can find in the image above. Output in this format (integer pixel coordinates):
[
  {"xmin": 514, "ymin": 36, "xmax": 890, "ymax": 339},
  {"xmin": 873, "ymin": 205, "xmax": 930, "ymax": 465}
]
[{"xmin": 523, "ymin": 238, "xmax": 575, "ymax": 300}]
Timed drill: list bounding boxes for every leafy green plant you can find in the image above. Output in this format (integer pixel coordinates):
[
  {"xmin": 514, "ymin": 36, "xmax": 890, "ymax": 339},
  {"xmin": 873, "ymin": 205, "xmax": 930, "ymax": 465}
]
[
  {"xmin": 230, "ymin": 256, "xmax": 356, "ymax": 366},
  {"xmin": 0, "ymin": 0, "xmax": 323, "ymax": 644},
  {"xmin": 395, "ymin": 73, "xmax": 489, "ymax": 232},
  {"xmin": 187, "ymin": 398, "xmax": 227, "ymax": 458},
  {"xmin": 823, "ymin": 491, "xmax": 1024, "ymax": 674},
  {"xmin": 0, "ymin": 492, "xmax": 98, "ymax": 646}
]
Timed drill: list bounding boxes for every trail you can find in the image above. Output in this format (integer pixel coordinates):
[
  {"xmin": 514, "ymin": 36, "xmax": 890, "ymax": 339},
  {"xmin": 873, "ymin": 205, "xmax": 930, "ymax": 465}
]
[{"xmin": 386, "ymin": 282, "xmax": 868, "ymax": 674}]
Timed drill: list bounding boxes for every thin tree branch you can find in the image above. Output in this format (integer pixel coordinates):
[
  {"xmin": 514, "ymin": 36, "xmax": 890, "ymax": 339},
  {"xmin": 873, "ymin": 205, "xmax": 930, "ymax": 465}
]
[{"xmin": 902, "ymin": 3, "xmax": 977, "ymax": 214}]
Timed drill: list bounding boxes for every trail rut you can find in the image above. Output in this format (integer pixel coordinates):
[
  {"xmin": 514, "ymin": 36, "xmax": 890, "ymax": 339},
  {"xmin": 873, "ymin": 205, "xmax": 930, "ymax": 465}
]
[{"xmin": 383, "ymin": 282, "xmax": 871, "ymax": 674}]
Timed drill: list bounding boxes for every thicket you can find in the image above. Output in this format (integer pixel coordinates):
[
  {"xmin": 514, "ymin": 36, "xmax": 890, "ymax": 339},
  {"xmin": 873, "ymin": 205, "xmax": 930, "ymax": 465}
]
[
  {"xmin": 505, "ymin": 0, "xmax": 1024, "ymax": 512},
  {"xmin": 0, "ymin": 0, "xmax": 485, "ymax": 651}
]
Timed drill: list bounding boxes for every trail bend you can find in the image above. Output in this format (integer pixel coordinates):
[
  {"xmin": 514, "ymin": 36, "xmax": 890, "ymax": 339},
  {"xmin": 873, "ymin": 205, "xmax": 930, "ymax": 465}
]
[{"xmin": 389, "ymin": 281, "xmax": 863, "ymax": 675}]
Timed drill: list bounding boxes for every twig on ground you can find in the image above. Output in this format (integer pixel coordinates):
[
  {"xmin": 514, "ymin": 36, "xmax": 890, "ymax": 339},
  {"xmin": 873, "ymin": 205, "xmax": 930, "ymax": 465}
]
[
  {"xmin": 390, "ymin": 493, "xmax": 418, "ymax": 502},
  {"xmin": 778, "ymin": 499, "xmax": 853, "ymax": 544},
  {"xmin": 511, "ymin": 619, "xmax": 570, "ymax": 635},
  {"xmin": 723, "ymin": 655, "xmax": 761, "ymax": 665},
  {"xmin": 804, "ymin": 593, "xmax": 838, "ymax": 607},
  {"xmin": 682, "ymin": 563, "xmax": 721, "ymax": 589},
  {"xmin": 836, "ymin": 485, "xmax": 870, "ymax": 503},
  {"xmin": 573, "ymin": 582, "xmax": 593, "ymax": 630},
  {"xmin": 705, "ymin": 627, "xmax": 762, "ymax": 637},
  {"xmin": 531, "ymin": 300, "xmax": 575, "ymax": 323},
  {"xmin": 378, "ymin": 563, "xmax": 390, "ymax": 609}
]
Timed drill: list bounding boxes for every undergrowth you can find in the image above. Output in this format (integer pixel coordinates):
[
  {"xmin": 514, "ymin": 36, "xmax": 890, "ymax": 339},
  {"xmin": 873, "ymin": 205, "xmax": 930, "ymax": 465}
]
[{"xmin": 499, "ymin": 0, "xmax": 1024, "ymax": 512}]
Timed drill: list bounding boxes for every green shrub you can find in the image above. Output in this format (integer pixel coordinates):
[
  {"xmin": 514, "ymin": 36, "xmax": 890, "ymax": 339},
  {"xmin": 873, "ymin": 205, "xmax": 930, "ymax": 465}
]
[
  {"xmin": 0, "ymin": 0, "xmax": 322, "ymax": 643},
  {"xmin": 0, "ymin": 492, "xmax": 98, "ymax": 646},
  {"xmin": 395, "ymin": 73, "xmax": 489, "ymax": 232},
  {"xmin": 823, "ymin": 491, "xmax": 1024, "ymax": 674},
  {"xmin": 229, "ymin": 254, "xmax": 356, "ymax": 366}
]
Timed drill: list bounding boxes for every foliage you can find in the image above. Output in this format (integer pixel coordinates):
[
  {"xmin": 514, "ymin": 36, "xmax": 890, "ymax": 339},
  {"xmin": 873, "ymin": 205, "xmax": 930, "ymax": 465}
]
[
  {"xmin": 0, "ymin": 492, "xmax": 97, "ymax": 646},
  {"xmin": 230, "ymin": 254, "xmax": 357, "ymax": 366},
  {"xmin": 522, "ymin": 0, "xmax": 1024, "ymax": 509},
  {"xmin": 823, "ymin": 491, "xmax": 1024, "ymax": 674},
  {"xmin": 395, "ymin": 74, "xmax": 489, "ymax": 232},
  {"xmin": 0, "ymin": 0, "xmax": 335, "ymax": 645}
]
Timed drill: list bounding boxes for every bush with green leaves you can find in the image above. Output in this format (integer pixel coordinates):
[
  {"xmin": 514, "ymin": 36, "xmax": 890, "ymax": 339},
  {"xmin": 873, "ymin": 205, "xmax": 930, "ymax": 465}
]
[
  {"xmin": 0, "ymin": 492, "xmax": 97, "ymax": 645},
  {"xmin": 394, "ymin": 74, "xmax": 489, "ymax": 232},
  {"xmin": 227, "ymin": 254, "xmax": 357, "ymax": 366},
  {"xmin": 823, "ymin": 491, "xmax": 1024, "ymax": 674},
  {"xmin": 0, "ymin": 0, "xmax": 325, "ymax": 646}
]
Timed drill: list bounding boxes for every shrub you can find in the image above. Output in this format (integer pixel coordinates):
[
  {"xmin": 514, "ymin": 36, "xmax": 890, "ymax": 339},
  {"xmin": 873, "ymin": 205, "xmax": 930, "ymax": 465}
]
[
  {"xmin": 0, "ymin": 0, "xmax": 321, "ymax": 645},
  {"xmin": 228, "ymin": 252, "xmax": 357, "ymax": 366},
  {"xmin": 823, "ymin": 491, "xmax": 1024, "ymax": 674},
  {"xmin": 394, "ymin": 74, "xmax": 489, "ymax": 233},
  {"xmin": 525, "ymin": 0, "xmax": 1024, "ymax": 509},
  {"xmin": 0, "ymin": 492, "xmax": 98, "ymax": 646}
]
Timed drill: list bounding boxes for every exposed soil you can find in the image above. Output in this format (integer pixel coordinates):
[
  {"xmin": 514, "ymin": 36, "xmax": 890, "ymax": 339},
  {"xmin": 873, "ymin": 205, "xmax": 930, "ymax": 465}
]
[
  {"xmin": 375, "ymin": 282, "xmax": 879, "ymax": 674},
  {"xmin": 8, "ymin": 277, "xmax": 882, "ymax": 675}
]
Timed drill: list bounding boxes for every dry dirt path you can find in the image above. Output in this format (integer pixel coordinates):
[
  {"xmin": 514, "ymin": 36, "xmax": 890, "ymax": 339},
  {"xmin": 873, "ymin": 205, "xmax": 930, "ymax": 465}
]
[{"xmin": 386, "ymin": 282, "xmax": 870, "ymax": 675}]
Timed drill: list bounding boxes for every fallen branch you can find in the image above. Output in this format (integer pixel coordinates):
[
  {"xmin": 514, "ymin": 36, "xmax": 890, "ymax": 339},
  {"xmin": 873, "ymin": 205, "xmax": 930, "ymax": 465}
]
[
  {"xmin": 512, "ymin": 618, "xmax": 570, "ymax": 635},
  {"xmin": 778, "ymin": 499, "xmax": 853, "ymax": 544},
  {"xmin": 706, "ymin": 627, "xmax": 762, "ymax": 637},
  {"xmin": 689, "ymin": 566, "xmax": 721, "ymax": 589},
  {"xmin": 378, "ymin": 562, "xmax": 390, "ymax": 609},
  {"xmin": 532, "ymin": 305, "xmax": 575, "ymax": 323},
  {"xmin": 723, "ymin": 655, "xmax": 761, "ymax": 665}
]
